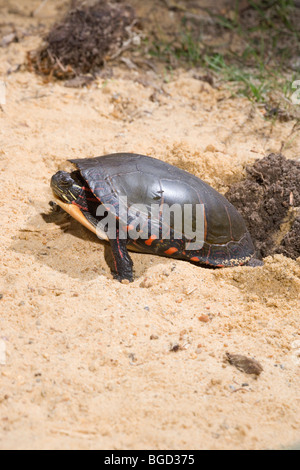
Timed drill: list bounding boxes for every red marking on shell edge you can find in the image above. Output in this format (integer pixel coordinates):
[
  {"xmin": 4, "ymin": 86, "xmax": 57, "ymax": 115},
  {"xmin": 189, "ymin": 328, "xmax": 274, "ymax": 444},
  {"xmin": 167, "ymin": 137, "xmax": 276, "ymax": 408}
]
[
  {"xmin": 145, "ymin": 235, "xmax": 157, "ymax": 246},
  {"xmin": 216, "ymin": 264, "xmax": 225, "ymax": 267},
  {"xmin": 164, "ymin": 247, "xmax": 178, "ymax": 255},
  {"xmin": 191, "ymin": 257, "xmax": 200, "ymax": 262}
]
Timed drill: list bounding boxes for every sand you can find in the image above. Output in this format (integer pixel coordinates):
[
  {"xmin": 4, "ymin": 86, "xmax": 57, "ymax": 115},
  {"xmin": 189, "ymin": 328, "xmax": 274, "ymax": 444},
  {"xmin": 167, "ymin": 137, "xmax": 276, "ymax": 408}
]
[{"xmin": 0, "ymin": 0, "xmax": 299, "ymax": 450}]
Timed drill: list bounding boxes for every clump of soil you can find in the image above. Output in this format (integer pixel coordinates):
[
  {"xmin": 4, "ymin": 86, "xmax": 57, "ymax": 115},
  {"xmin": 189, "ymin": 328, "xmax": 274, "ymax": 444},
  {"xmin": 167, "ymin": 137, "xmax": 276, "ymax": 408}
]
[
  {"xmin": 226, "ymin": 153, "xmax": 300, "ymax": 260},
  {"xmin": 28, "ymin": 1, "xmax": 135, "ymax": 79},
  {"xmin": 225, "ymin": 353, "xmax": 263, "ymax": 377}
]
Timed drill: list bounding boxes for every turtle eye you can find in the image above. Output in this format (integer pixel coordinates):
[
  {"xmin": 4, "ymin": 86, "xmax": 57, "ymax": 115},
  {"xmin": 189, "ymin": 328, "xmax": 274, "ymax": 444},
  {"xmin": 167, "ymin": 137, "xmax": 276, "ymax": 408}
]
[
  {"xmin": 58, "ymin": 172, "xmax": 74, "ymax": 188},
  {"xmin": 61, "ymin": 178, "xmax": 73, "ymax": 188}
]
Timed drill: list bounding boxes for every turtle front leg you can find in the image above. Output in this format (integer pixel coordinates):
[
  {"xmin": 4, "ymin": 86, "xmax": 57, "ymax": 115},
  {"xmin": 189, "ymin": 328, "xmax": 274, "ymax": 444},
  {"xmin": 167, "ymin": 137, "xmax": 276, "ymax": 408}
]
[{"xmin": 109, "ymin": 236, "xmax": 134, "ymax": 282}]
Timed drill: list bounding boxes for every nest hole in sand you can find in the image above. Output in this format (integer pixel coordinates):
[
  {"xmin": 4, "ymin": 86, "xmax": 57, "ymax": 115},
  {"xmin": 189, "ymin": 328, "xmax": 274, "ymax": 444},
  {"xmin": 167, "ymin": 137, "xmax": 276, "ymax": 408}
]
[{"xmin": 226, "ymin": 153, "xmax": 300, "ymax": 261}]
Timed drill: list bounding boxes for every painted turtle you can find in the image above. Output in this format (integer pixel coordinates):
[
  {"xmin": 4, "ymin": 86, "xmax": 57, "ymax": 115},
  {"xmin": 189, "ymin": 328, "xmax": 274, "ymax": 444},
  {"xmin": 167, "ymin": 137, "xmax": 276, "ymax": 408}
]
[{"xmin": 51, "ymin": 153, "xmax": 260, "ymax": 281}]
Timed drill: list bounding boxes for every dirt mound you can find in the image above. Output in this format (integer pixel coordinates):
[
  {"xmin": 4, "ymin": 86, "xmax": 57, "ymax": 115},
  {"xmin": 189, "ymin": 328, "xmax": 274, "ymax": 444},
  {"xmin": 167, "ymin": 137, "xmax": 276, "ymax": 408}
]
[
  {"xmin": 226, "ymin": 154, "xmax": 300, "ymax": 260},
  {"xmin": 28, "ymin": 1, "xmax": 135, "ymax": 79}
]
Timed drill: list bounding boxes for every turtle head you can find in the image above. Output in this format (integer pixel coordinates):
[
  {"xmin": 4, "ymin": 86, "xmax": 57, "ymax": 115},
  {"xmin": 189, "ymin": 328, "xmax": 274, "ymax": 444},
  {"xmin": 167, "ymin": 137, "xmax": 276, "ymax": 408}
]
[{"xmin": 51, "ymin": 171, "xmax": 82, "ymax": 204}]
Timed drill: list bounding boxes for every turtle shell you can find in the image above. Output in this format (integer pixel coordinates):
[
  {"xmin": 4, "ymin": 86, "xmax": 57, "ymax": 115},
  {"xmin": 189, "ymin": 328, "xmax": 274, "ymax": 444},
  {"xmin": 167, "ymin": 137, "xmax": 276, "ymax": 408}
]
[{"xmin": 70, "ymin": 153, "xmax": 255, "ymax": 267}]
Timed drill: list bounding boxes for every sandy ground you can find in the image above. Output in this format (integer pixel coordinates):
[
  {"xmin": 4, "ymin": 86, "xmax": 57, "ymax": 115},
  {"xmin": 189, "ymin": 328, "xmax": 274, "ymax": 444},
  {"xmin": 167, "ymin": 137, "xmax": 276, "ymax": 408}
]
[{"xmin": 0, "ymin": 0, "xmax": 300, "ymax": 450}]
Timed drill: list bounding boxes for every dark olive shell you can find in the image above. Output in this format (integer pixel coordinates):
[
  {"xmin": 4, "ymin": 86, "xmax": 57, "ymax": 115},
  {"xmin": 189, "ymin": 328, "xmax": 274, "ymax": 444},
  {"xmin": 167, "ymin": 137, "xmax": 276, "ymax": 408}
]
[{"xmin": 70, "ymin": 153, "xmax": 255, "ymax": 266}]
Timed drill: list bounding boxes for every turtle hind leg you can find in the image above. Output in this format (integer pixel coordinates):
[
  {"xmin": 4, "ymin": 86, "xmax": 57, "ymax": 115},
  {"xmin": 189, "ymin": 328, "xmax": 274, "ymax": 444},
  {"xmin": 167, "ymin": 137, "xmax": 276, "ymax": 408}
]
[{"xmin": 109, "ymin": 236, "xmax": 134, "ymax": 282}]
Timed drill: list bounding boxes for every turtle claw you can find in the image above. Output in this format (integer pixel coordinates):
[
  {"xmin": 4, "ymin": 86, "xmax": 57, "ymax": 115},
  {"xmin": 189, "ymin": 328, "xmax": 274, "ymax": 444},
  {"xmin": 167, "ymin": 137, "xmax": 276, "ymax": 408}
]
[
  {"xmin": 49, "ymin": 201, "xmax": 63, "ymax": 213},
  {"xmin": 113, "ymin": 273, "xmax": 134, "ymax": 283}
]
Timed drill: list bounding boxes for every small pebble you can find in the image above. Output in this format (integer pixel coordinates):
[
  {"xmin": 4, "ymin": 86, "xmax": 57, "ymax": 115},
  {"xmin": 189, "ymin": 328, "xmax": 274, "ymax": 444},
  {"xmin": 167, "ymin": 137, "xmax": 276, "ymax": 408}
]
[
  {"xmin": 140, "ymin": 278, "xmax": 153, "ymax": 288},
  {"xmin": 88, "ymin": 363, "xmax": 98, "ymax": 372},
  {"xmin": 150, "ymin": 334, "xmax": 159, "ymax": 340},
  {"xmin": 274, "ymin": 363, "xmax": 285, "ymax": 370},
  {"xmin": 205, "ymin": 144, "xmax": 216, "ymax": 152},
  {"xmin": 128, "ymin": 353, "xmax": 137, "ymax": 363},
  {"xmin": 198, "ymin": 314, "xmax": 210, "ymax": 323}
]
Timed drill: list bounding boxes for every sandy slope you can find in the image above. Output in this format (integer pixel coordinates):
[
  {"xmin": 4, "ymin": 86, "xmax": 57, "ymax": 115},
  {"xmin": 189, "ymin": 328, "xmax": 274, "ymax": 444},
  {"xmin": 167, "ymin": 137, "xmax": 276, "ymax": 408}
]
[{"xmin": 0, "ymin": 1, "xmax": 300, "ymax": 450}]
